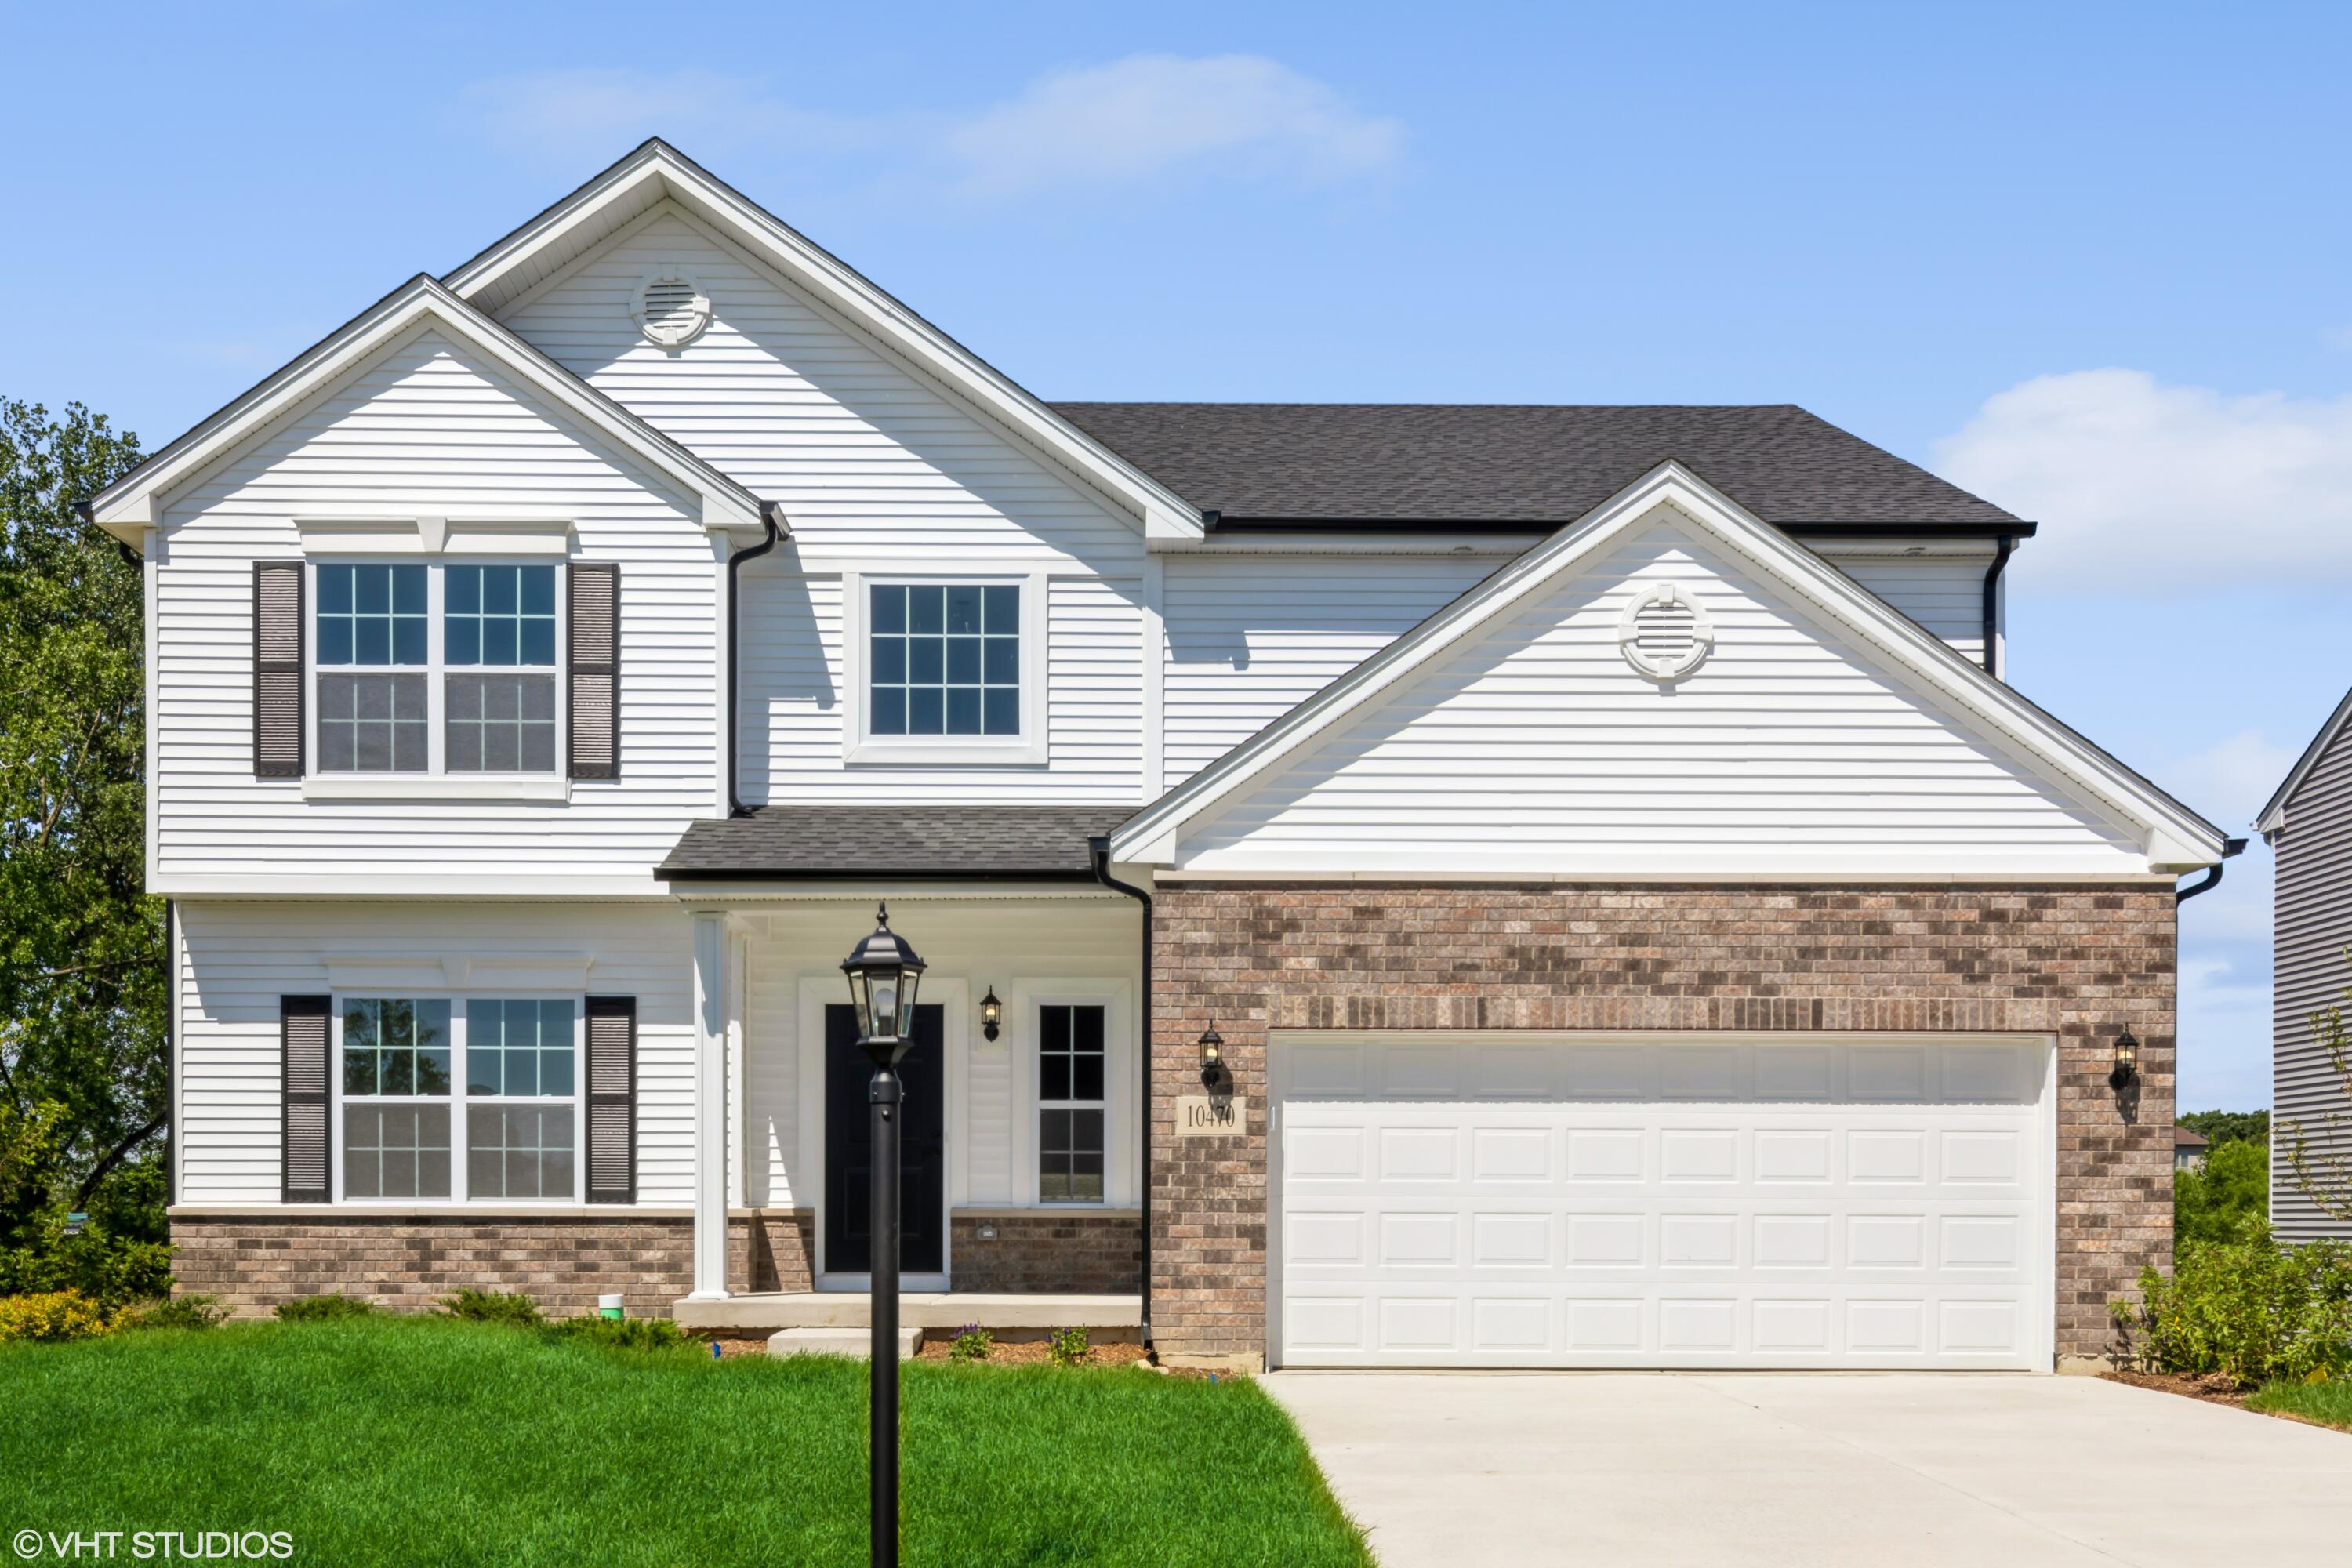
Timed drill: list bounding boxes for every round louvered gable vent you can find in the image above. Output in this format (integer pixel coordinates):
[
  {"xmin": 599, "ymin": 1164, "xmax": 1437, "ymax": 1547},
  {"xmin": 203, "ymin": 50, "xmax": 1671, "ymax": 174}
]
[
  {"xmin": 633, "ymin": 270, "xmax": 711, "ymax": 348},
  {"xmin": 1617, "ymin": 583, "xmax": 1715, "ymax": 681}
]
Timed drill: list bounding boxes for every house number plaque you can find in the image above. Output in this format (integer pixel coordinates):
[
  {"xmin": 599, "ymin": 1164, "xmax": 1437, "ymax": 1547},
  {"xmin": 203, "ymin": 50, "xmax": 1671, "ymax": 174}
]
[{"xmin": 1174, "ymin": 1094, "xmax": 1246, "ymax": 1138}]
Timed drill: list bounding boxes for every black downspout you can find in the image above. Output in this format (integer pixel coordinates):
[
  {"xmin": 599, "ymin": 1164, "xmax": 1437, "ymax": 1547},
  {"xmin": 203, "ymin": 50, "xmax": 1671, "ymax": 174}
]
[
  {"xmin": 1089, "ymin": 835, "xmax": 1152, "ymax": 1350},
  {"xmin": 1980, "ymin": 534, "xmax": 2015, "ymax": 677},
  {"xmin": 2176, "ymin": 837, "xmax": 2246, "ymax": 904},
  {"xmin": 725, "ymin": 503, "xmax": 787, "ymax": 818}
]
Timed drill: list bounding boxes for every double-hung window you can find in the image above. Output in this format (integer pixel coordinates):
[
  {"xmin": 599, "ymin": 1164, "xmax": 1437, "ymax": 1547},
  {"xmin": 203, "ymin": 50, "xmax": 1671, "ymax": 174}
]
[
  {"xmin": 1037, "ymin": 1004, "xmax": 1107, "ymax": 1203},
  {"xmin": 313, "ymin": 561, "xmax": 562, "ymax": 775},
  {"xmin": 336, "ymin": 996, "xmax": 579, "ymax": 1203}
]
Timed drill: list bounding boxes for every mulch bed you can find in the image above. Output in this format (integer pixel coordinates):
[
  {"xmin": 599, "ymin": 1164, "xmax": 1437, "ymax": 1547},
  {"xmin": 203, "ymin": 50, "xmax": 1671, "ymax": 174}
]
[
  {"xmin": 700, "ymin": 1333, "xmax": 1230, "ymax": 1376},
  {"xmin": 2103, "ymin": 1369, "xmax": 2250, "ymax": 1409}
]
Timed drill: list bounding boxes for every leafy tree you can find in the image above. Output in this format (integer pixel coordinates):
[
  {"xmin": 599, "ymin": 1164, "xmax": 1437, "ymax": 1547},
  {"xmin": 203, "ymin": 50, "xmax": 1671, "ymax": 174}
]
[
  {"xmin": 2284, "ymin": 951, "xmax": 2352, "ymax": 1222},
  {"xmin": 2176, "ymin": 1137, "xmax": 2269, "ymax": 1246},
  {"xmin": 0, "ymin": 398, "xmax": 165, "ymax": 1283},
  {"xmin": 2178, "ymin": 1109, "xmax": 2269, "ymax": 1148}
]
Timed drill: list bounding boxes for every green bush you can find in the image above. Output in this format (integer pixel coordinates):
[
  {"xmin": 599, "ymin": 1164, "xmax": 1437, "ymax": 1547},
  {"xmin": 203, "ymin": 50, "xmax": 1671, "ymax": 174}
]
[
  {"xmin": 274, "ymin": 1293, "xmax": 380, "ymax": 1323},
  {"xmin": 2176, "ymin": 1138, "xmax": 2270, "ymax": 1245},
  {"xmin": 1047, "ymin": 1325, "xmax": 1091, "ymax": 1367},
  {"xmin": 2111, "ymin": 1237, "xmax": 2352, "ymax": 1386},
  {"xmin": 0, "ymin": 1290, "xmax": 113, "ymax": 1343},
  {"xmin": 546, "ymin": 1314, "xmax": 689, "ymax": 1351},
  {"xmin": 440, "ymin": 1289, "xmax": 543, "ymax": 1327},
  {"xmin": 119, "ymin": 1294, "xmax": 230, "ymax": 1330},
  {"xmin": 947, "ymin": 1323, "xmax": 993, "ymax": 1363}
]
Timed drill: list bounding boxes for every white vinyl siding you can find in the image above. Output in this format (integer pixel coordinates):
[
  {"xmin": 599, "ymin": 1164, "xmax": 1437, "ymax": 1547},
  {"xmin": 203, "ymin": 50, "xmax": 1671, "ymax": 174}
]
[
  {"xmin": 1163, "ymin": 554, "xmax": 1504, "ymax": 791},
  {"xmin": 1822, "ymin": 551, "xmax": 1991, "ymax": 667},
  {"xmin": 174, "ymin": 901, "xmax": 694, "ymax": 1207},
  {"xmin": 735, "ymin": 566, "xmax": 1142, "ymax": 803},
  {"xmin": 1174, "ymin": 522, "xmax": 2144, "ymax": 877},
  {"xmin": 151, "ymin": 327, "xmax": 718, "ymax": 892}
]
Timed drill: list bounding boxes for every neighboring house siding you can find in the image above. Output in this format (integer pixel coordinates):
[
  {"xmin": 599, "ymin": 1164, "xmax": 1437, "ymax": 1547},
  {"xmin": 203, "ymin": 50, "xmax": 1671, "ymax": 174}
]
[
  {"xmin": 2273, "ymin": 713, "xmax": 2352, "ymax": 1242},
  {"xmin": 1161, "ymin": 553, "xmax": 1504, "ymax": 791},
  {"xmin": 174, "ymin": 901, "xmax": 694, "ymax": 1206},
  {"xmin": 1174, "ymin": 521, "xmax": 2143, "ymax": 877},
  {"xmin": 151, "ymin": 327, "xmax": 718, "ymax": 890},
  {"xmin": 1819, "ymin": 550, "xmax": 1989, "ymax": 666}
]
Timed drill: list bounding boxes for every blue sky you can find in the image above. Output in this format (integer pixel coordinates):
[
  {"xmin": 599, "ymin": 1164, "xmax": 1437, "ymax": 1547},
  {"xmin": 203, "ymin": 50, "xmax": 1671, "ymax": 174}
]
[{"xmin": 10, "ymin": 1, "xmax": 2348, "ymax": 1109}]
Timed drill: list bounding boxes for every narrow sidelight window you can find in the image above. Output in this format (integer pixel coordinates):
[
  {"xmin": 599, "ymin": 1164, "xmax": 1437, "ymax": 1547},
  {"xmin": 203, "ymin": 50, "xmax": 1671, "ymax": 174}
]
[{"xmin": 1038, "ymin": 1003, "xmax": 1106, "ymax": 1203}]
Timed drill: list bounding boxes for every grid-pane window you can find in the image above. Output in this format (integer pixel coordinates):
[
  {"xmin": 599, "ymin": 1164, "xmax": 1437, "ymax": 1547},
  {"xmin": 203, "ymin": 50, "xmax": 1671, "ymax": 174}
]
[
  {"xmin": 445, "ymin": 564, "xmax": 558, "ymax": 774},
  {"xmin": 342, "ymin": 998, "xmax": 452, "ymax": 1096},
  {"xmin": 466, "ymin": 1000, "xmax": 575, "ymax": 1097},
  {"xmin": 317, "ymin": 564, "xmax": 430, "ymax": 773},
  {"xmin": 1038, "ymin": 1004, "xmax": 1106, "ymax": 1203},
  {"xmin": 343, "ymin": 1105, "xmax": 451, "ymax": 1200},
  {"xmin": 869, "ymin": 582, "xmax": 1020, "ymax": 738},
  {"xmin": 466, "ymin": 1105, "xmax": 575, "ymax": 1200}
]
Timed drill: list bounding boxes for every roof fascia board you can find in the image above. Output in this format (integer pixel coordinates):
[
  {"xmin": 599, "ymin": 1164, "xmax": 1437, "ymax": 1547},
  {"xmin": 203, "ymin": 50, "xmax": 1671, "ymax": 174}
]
[
  {"xmin": 1113, "ymin": 461, "xmax": 2224, "ymax": 868},
  {"xmin": 444, "ymin": 143, "xmax": 1204, "ymax": 543},
  {"xmin": 2257, "ymin": 683, "xmax": 2352, "ymax": 834},
  {"xmin": 91, "ymin": 278, "xmax": 762, "ymax": 535},
  {"xmin": 1203, "ymin": 518, "xmax": 2037, "ymax": 540}
]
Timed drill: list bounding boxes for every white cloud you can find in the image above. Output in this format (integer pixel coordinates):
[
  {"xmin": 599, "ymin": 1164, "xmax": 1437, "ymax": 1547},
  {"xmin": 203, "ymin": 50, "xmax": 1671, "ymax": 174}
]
[
  {"xmin": 942, "ymin": 54, "xmax": 1403, "ymax": 196},
  {"xmin": 2162, "ymin": 728, "xmax": 2300, "ymax": 829},
  {"xmin": 1933, "ymin": 368, "xmax": 2352, "ymax": 591},
  {"xmin": 458, "ymin": 56, "xmax": 1402, "ymax": 198}
]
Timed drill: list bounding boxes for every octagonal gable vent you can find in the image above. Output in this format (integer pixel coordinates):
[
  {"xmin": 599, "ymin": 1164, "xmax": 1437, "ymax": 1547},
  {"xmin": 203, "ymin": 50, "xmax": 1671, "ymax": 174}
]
[
  {"xmin": 1617, "ymin": 582, "xmax": 1715, "ymax": 681},
  {"xmin": 633, "ymin": 270, "xmax": 711, "ymax": 348}
]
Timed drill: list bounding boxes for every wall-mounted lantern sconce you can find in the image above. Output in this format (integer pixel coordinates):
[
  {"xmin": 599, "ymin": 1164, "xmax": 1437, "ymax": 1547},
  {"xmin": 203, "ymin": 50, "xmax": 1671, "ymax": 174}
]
[
  {"xmin": 1199, "ymin": 1022, "xmax": 1228, "ymax": 1092},
  {"xmin": 979, "ymin": 985, "xmax": 1003, "ymax": 1044},
  {"xmin": 2110, "ymin": 1025, "xmax": 2140, "ymax": 1091}
]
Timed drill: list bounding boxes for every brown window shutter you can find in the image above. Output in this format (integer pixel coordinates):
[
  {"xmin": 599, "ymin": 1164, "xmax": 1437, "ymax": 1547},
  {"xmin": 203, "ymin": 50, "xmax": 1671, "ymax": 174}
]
[
  {"xmin": 568, "ymin": 561, "xmax": 620, "ymax": 779},
  {"xmin": 585, "ymin": 995, "xmax": 637, "ymax": 1203},
  {"xmin": 281, "ymin": 994, "xmax": 332, "ymax": 1203},
  {"xmin": 253, "ymin": 561, "xmax": 305, "ymax": 779}
]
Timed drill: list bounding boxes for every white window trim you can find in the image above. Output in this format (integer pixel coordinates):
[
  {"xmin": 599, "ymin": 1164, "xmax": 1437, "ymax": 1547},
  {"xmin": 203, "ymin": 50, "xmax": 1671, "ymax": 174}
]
[
  {"xmin": 1011, "ymin": 980, "xmax": 1132, "ymax": 1209},
  {"xmin": 306, "ymin": 557, "xmax": 568, "ymax": 784},
  {"xmin": 839, "ymin": 568, "xmax": 1048, "ymax": 765},
  {"xmin": 329, "ymin": 990, "xmax": 587, "ymax": 1208}
]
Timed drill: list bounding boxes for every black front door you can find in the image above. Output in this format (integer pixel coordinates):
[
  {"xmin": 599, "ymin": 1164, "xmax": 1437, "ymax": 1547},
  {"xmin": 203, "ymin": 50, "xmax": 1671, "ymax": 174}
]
[{"xmin": 824, "ymin": 1003, "xmax": 945, "ymax": 1275}]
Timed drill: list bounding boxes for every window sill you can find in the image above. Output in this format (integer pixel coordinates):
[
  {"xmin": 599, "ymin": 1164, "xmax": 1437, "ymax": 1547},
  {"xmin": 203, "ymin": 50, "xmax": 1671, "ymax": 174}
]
[
  {"xmin": 844, "ymin": 739, "xmax": 1048, "ymax": 768},
  {"xmin": 302, "ymin": 775, "xmax": 571, "ymax": 804}
]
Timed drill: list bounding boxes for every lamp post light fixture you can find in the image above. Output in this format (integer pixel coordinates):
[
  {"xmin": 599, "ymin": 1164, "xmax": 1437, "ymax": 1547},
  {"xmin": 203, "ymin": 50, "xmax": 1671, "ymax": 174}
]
[
  {"xmin": 839, "ymin": 903, "xmax": 927, "ymax": 1568},
  {"xmin": 979, "ymin": 985, "xmax": 1003, "ymax": 1044},
  {"xmin": 2110, "ymin": 1025, "xmax": 2140, "ymax": 1091},
  {"xmin": 1198, "ymin": 1022, "xmax": 1227, "ymax": 1092}
]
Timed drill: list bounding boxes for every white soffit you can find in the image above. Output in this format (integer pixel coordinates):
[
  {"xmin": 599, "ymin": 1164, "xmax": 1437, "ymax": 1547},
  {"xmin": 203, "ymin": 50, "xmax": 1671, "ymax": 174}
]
[
  {"xmin": 1112, "ymin": 462, "xmax": 2227, "ymax": 873},
  {"xmin": 440, "ymin": 140, "xmax": 1204, "ymax": 543},
  {"xmin": 88, "ymin": 275, "xmax": 767, "ymax": 542}
]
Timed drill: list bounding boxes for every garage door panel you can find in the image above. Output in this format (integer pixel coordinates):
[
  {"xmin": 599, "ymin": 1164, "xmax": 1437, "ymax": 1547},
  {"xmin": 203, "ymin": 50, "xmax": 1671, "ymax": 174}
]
[{"xmin": 1274, "ymin": 1036, "xmax": 2046, "ymax": 1370}]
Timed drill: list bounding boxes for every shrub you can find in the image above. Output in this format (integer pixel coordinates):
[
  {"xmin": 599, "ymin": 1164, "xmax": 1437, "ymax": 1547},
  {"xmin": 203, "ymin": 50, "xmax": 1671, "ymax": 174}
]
[
  {"xmin": 119, "ymin": 1293, "xmax": 230, "ymax": 1330},
  {"xmin": 274, "ymin": 1293, "xmax": 380, "ymax": 1322},
  {"xmin": 2111, "ymin": 1236, "xmax": 2352, "ymax": 1386},
  {"xmin": 1046, "ymin": 1326, "xmax": 1091, "ymax": 1367},
  {"xmin": 441, "ymin": 1289, "xmax": 543, "ymax": 1327},
  {"xmin": 947, "ymin": 1323, "xmax": 993, "ymax": 1363},
  {"xmin": 0, "ymin": 1290, "xmax": 113, "ymax": 1343},
  {"xmin": 2176, "ymin": 1138, "xmax": 2270, "ymax": 1245},
  {"xmin": 548, "ymin": 1314, "xmax": 690, "ymax": 1351}
]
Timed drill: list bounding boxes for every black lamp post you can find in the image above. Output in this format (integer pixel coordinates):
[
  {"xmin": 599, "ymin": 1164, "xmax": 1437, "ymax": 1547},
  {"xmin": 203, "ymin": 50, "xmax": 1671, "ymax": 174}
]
[{"xmin": 840, "ymin": 903, "xmax": 926, "ymax": 1568}]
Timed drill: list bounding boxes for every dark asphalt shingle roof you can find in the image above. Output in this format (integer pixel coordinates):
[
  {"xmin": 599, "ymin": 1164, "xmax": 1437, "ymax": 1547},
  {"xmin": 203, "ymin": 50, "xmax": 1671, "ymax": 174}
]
[
  {"xmin": 1051, "ymin": 403, "xmax": 2022, "ymax": 529},
  {"xmin": 660, "ymin": 807, "xmax": 1132, "ymax": 879}
]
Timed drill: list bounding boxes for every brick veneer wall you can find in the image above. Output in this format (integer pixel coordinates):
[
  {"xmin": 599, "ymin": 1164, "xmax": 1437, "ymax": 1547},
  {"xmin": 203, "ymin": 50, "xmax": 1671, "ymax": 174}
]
[
  {"xmin": 172, "ymin": 1210, "xmax": 815, "ymax": 1317},
  {"xmin": 1149, "ymin": 883, "xmax": 2176, "ymax": 1367},
  {"xmin": 949, "ymin": 1210, "xmax": 1142, "ymax": 1294}
]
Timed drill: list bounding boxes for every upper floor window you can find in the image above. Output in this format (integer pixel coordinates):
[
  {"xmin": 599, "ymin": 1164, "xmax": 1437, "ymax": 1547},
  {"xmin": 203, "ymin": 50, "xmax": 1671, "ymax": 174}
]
[
  {"xmin": 869, "ymin": 582, "xmax": 1021, "ymax": 738},
  {"xmin": 314, "ymin": 561, "xmax": 561, "ymax": 775}
]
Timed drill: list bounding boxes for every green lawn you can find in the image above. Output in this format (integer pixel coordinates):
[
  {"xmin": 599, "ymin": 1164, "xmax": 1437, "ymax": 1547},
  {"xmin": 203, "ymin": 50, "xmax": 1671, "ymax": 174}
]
[
  {"xmin": 0, "ymin": 1317, "xmax": 1369, "ymax": 1566},
  {"xmin": 2249, "ymin": 1377, "xmax": 2352, "ymax": 1432}
]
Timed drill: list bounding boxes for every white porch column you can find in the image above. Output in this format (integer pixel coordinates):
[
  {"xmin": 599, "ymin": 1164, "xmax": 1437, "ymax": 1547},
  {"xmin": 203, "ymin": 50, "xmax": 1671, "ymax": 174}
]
[{"xmin": 688, "ymin": 911, "xmax": 729, "ymax": 1300}]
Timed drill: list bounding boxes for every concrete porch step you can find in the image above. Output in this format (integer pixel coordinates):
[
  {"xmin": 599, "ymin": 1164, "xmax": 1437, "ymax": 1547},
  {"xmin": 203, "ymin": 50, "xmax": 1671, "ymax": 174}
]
[
  {"xmin": 767, "ymin": 1326, "xmax": 922, "ymax": 1360},
  {"xmin": 676, "ymin": 1290, "xmax": 1142, "ymax": 1334}
]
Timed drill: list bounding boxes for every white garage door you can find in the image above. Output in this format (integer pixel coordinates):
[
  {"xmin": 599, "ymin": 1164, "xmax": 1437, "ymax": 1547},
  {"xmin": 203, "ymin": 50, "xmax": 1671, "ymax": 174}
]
[{"xmin": 1272, "ymin": 1036, "xmax": 2051, "ymax": 1370}]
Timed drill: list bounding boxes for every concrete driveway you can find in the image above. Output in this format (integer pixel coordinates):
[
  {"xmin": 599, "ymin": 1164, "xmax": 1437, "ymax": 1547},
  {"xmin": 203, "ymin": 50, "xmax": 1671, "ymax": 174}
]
[{"xmin": 1265, "ymin": 1372, "xmax": 2352, "ymax": 1566}]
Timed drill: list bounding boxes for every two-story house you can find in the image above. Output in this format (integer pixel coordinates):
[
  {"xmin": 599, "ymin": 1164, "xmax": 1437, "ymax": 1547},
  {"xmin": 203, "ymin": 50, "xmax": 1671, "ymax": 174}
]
[{"xmin": 92, "ymin": 141, "xmax": 2228, "ymax": 1370}]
